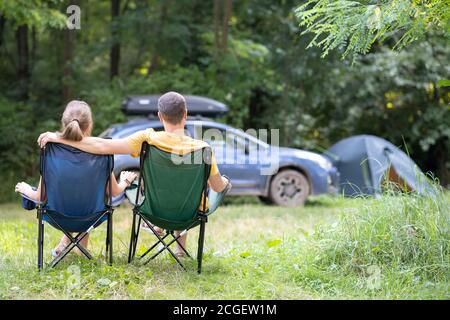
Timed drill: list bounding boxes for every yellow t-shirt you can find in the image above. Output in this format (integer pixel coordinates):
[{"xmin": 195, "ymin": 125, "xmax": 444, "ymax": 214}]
[
  {"xmin": 126, "ymin": 128, "xmax": 219, "ymax": 177},
  {"xmin": 126, "ymin": 129, "xmax": 220, "ymax": 212}
]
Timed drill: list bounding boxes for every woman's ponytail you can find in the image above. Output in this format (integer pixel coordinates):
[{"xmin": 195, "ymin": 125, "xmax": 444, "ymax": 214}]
[
  {"xmin": 60, "ymin": 101, "xmax": 93, "ymax": 141},
  {"xmin": 61, "ymin": 119, "xmax": 84, "ymax": 141}
]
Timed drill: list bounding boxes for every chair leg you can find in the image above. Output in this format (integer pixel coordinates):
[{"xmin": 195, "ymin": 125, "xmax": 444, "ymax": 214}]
[
  {"xmin": 140, "ymin": 232, "xmax": 170, "ymax": 259},
  {"xmin": 66, "ymin": 231, "xmax": 94, "ymax": 260},
  {"xmin": 107, "ymin": 211, "xmax": 113, "ymax": 265},
  {"xmin": 49, "ymin": 232, "xmax": 92, "ymax": 268},
  {"xmin": 140, "ymin": 221, "xmax": 186, "ymax": 270},
  {"xmin": 37, "ymin": 215, "xmax": 44, "ymax": 271},
  {"xmin": 146, "ymin": 243, "xmax": 186, "ymax": 271},
  {"xmin": 128, "ymin": 212, "xmax": 136, "ymax": 263},
  {"xmin": 128, "ymin": 212, "xmax": 140, "ymax": 263},
  {"xmin": 106, "ymin": 215, "xmax": 110, "ymax": 259},
  {"xmin": 172, "ymin": 231, "xmax": 192, "ymax": 259},
  {"xmin": 197, "ymin": 219, "xmax": 206, "ymax": 274},
  {"xmin": 49, "ymin": 242, "xmax": 76, "ymax": 268},
  {"xmin": 133, "ymin": 215, "xmax": 141, "ymax": 259}
]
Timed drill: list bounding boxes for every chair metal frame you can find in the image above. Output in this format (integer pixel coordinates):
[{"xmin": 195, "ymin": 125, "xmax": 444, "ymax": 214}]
[
  {"xmin": 36, "ymin": 145, "xmax": 114, "ymax": 271},
  {"xmin": 127, "ymin": 142, "xmax": 212, "ymax": 273}
]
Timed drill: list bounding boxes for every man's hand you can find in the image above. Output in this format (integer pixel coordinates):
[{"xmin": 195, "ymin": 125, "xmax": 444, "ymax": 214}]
[
  {"xmin": 208, "ymin": 173, "xmax": 231, "ymax": 193},
  {"xmin": 37, "ymin": 131, "xmax": 59, "ymax": 148}
]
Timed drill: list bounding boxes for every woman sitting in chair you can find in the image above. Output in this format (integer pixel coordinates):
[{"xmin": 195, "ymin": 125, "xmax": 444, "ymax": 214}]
[{"xmin": 14, "ymin": 100, "xmax": 137, "ymax": 257}]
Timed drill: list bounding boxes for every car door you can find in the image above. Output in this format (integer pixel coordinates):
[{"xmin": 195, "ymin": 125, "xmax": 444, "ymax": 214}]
[{"xmin": 194, "ymin": 124, "xmax": 264, "ymax": 195}]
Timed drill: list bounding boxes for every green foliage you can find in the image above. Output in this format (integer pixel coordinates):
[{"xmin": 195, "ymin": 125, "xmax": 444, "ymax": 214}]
[
  {"xmin": 0, "ymin": 0, "xmax": 66, "ymax": 28},
  {"xmin": 296, "ymin": 0, "xmax": 450, "ymax": 59},
  {"xmin": 0, "ymin": 97, "xmax": 58, "ymax": 201},
  {"xmin": 275, "ymin": 34, "xmax": 450, "ymax": 181},
  {"xmin": 79, "ymin": 84, "xmax": 127, "ymax": 136},
  {"xmin": 76, "ymin": 31, "xmax": 275, "ymax": 131},
  {"xmin": 0, "ymin": 0, "xmax": 448, "ymax": 202},
  {"xmin": 311, "ymin": 188, "xmax": 449, "ymax": 281},
  {"xmin": 437, "ymin": 79, "xmax": 450, "ymax": 88}
]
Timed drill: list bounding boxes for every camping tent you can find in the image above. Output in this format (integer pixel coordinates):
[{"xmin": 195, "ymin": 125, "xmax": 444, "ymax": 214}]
[{"xmin": 325, "ymin": 135, "xmax": 430, "ymax": 197}]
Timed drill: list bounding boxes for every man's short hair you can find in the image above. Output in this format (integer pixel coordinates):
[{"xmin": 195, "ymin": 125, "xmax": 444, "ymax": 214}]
[{"xmin": 158, "ymin": 91, "xmax": 187, "ymax": 124}]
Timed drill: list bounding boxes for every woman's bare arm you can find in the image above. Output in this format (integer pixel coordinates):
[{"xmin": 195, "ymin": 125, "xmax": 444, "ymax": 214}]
[
  {"xmin": 37, "ymin": 132, "xmax": 133, "ymax": 155},
  {"xmin": 15, "ymin": 177, "xmax": 42, "ymax": 202}
]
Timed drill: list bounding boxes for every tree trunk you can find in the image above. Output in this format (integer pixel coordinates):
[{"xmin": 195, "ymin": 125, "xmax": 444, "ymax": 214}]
[
  {"xmin": 213, "ymin": 0, "xmax": 220, "ymax": 51},
  {"xmin": 147, "ymin": 54, "xmax": 160, "ymax": 75},
  {"xmin": 0, "ymin": 15, "xmax": 5, "ymax": 48},
  {"xmin": 147, "ymin": 0, "xmax": 170, "ymax": 75},
  {"xmin": 16, "ymin": 25, "xmax": 29, "ymax": 101},
  {"xmin": 31, "ymin": 26, "xmax": 37, "ymax": 66},
  {"xmin": 62, "ymin": 27, "xmax": 75, "ymax": 102},
  {"xmin": 431, "ymin": 138, "xmax": 450, "ymax": 186},
  {"xmin": 222, "ymin": 0, "xmax": 232, "ymax": 51},
  {"xmin": 182, "ymin": 0, "xmax": 202, "ymax": 65},
  {"xmin": 110, "ymin": 0, "xmax": 121, "ymax": 79},
  {"xmin": 213, "ymin": 0, "xmax": 232, "ymax": 54}
]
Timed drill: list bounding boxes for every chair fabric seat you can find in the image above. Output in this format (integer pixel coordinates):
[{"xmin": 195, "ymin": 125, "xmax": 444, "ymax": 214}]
[
  {"xmin": 41, "ymin": 143, "xmax": 112, "ymax": 231},
  {"xmin": 43, "ymin": 210, "xmax": 109, "ymax": 233},
  {"xmin": 136, "ymin": 210, "xmax": 202, "ymax": 231},
  {"xmin": 135, "ymin": 145, "xmax": 210, "ymax": 230}
]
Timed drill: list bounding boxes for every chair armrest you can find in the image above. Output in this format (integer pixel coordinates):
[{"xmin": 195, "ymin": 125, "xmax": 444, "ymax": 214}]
[
  {"xmin": 20, "ymin": 187, "xmax": 43, "ymax": 210},
  {"xmin": 206, "ymin": 176, "xmax": 231, "ymax": 215}
]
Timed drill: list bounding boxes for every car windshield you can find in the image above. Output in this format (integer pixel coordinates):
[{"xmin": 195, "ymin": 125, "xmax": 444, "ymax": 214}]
[{"xmin": 99, "ymin": 127, "xmax": 114, "ymax": 138}]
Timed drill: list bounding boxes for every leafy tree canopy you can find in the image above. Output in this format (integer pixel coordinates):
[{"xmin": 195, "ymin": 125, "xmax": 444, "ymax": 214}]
[
  {"xmin": 0, "ymin": 0, "xmax": 66, "ymax": 28},
  {"xmin": 295, "ymin": 0, "xmax": 450, "ymax": 59},
  {"xmin": 0, "ymin": 0, "xmax": 448, "ymax": 201}
]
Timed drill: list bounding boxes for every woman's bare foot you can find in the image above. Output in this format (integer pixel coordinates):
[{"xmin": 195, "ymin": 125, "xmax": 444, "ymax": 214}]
[
  {"xmin": 154, "ymin": 226, "xmax": 165, "ymax": 236},
  {"xmin": 52, "ymin": 236, "xmax": 71, "ymax": 257},
  {"xmin": 174, "ymin": 230, "xmax": 188, "ymax": 258},
  {"xmin": 174, "ymin": 250, "xmax": 186, "ymax": 258},
  {"xmin": 141, "ymin": 222, "xmax": 165, "ymax": 236}
]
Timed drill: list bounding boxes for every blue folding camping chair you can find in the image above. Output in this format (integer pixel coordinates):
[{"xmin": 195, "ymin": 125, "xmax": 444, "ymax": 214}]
[{"xmin": 34, "ymin": 143, "xmax": 114, "ymax": 270}]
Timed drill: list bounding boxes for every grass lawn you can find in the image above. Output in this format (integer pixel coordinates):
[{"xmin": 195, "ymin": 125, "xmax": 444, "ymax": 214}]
[{"xmin": 0, "ymin": 195, "xmax": 448, "ymax": 300}]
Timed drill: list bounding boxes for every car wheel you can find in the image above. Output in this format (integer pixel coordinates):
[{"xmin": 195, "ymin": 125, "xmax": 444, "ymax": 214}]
[{"xmin": 269, "ymin": 169, "xmax": 310, "ymax": 207}]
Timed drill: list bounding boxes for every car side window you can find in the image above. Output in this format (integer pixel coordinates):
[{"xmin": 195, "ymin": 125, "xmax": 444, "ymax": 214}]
[{"xmin": 196, "ymin": 125, "xmax": 248, "ymax": 154}]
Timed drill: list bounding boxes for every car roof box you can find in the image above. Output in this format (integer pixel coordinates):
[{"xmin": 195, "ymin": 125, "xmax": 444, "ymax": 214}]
[{"xmin": 122, "ymin": 95, "xmax": 228, "ymax": 118}]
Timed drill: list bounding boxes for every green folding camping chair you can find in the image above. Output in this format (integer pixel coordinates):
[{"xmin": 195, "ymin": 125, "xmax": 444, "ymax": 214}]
[{"xmin": 126, "ymin": 142, "xmax": 230, "ymax": 273}]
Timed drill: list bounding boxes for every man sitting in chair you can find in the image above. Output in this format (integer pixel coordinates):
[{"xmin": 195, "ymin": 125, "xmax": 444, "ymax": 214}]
[{"xmin": 38, "ymin": 91, "xmax": 230, "ymax": 257}]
